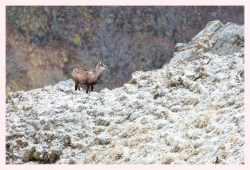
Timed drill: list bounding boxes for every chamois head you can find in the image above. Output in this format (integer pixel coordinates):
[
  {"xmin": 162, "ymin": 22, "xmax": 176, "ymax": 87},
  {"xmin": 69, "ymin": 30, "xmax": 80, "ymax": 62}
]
[{"xmin": 96, "ymin": 59, "xmax": 107, "ymax": 71}]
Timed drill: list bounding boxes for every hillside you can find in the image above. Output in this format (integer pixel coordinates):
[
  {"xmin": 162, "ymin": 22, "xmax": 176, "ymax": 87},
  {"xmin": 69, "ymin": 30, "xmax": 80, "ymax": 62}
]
[
  {"xmin": 6, "ymin": 20, "xmax": 244, "ymax": 164},
  {"xmin": 6, "ymin": 6, "xmax": 244, "ymax": 95}
]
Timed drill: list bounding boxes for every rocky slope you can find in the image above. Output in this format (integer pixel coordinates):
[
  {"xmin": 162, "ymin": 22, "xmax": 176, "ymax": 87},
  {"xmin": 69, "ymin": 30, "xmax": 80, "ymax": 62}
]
[
  {"xmin": 6, "ymin": 6, "xmax": 244, "ymax": 95},
  {"xmin": 5, "ymin": 20, "xmax": 244, "ymax": 164}
]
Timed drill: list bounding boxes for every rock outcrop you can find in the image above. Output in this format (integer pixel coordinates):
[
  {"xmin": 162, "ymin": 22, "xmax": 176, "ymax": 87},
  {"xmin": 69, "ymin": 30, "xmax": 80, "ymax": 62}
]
[{"xmin": 6, "ymin": 20, "xmax": 244, "ymax": 164}]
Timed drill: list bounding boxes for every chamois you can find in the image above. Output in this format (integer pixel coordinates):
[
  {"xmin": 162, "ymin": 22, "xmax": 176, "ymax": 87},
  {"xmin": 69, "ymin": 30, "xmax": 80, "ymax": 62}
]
[{"xmin": 72, "ymin": 59, "xmax": 107, "ymax": 93}]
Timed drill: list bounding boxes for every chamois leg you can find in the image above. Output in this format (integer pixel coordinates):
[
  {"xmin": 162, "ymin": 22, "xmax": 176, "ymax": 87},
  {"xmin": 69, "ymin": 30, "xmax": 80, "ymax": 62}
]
[
  {"xmin": 75, "ymin": 82, "xmax": 79, "ymax": 91},
  {"xmin": 86, "ymin": 85, "xmax": 89, "ymax": 93},
  {"xmin": 91, "ymin": 85, "xmax": 94, "ymax": 91},
  {"xmin": 77, "ymin": 85, "xmax": 80, "ymax": 91}
]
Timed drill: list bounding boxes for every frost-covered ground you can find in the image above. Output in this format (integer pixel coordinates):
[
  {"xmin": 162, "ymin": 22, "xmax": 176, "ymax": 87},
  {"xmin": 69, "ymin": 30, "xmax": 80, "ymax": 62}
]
[{"xmin": 6, "ymin": 20, "xmax": 244, "ymax": 164}]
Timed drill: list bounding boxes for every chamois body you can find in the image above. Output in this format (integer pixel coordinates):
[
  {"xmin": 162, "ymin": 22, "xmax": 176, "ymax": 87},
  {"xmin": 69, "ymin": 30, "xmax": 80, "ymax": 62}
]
[{"xmin": 72, "ymin": 59, "xmax": 107, "ymax": 93}]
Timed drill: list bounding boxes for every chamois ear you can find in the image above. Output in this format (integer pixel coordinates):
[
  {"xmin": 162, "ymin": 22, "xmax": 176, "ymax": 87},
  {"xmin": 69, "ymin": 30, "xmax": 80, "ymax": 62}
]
[
  {"xmin": 96, "ymin": 59, "xmax": 102, "ymax": 68},
  {"xmin": 99, "ymin": 59, "xmax": 103, "ymax": 64}
]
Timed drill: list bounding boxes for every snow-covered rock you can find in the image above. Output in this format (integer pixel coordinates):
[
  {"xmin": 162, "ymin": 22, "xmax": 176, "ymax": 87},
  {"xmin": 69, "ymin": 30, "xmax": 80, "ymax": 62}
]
[{"xmin": 6, "ymin": 20, "xmax": 244, "ymax": 164}]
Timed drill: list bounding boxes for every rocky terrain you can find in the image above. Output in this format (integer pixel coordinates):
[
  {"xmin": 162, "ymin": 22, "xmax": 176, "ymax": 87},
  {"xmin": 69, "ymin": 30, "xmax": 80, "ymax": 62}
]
[
  {"xmin": 6, "ymin": 20, "xmax": 244, "ymax": 164},
  {"xmin": 6, "ymin": 6, "xmax": 244, "ymax": 95}
]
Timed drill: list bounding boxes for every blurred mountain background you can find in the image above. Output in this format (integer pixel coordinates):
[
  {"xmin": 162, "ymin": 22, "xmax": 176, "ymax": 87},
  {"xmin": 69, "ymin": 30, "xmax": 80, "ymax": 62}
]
[{"xmin": 6, "ymin": 6, "xmax": 244, "ymax": 95}]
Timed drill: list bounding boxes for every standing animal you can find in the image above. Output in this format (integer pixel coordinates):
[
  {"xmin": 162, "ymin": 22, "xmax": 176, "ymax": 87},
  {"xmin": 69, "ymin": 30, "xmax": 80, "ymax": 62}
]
[{"xmin": 72, "ymin": 59, "xmax": 107, "ymax": 93}]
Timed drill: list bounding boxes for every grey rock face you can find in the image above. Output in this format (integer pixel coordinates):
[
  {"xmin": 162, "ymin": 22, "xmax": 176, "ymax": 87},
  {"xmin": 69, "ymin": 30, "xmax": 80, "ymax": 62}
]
[
  {"xmin": 170, "ymin": 47, "xmax": 197, "ymax": 67},
  {"xmin": 171, "ymin": 20, "xmax": 244, "ymax": 67},
  {"xmin": 188, "ymin": 20, "xmax": 224, "ymax": 45},
  {"xmin": 210, "ymin": 22, "xmax": 244, "ymax": 55}
]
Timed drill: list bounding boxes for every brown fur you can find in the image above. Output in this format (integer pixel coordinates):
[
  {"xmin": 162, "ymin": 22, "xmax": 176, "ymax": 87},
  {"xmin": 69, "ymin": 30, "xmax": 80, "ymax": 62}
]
[{"xmin": 72, "ymin": 59, "xmax": 107, "ymax": 93}]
